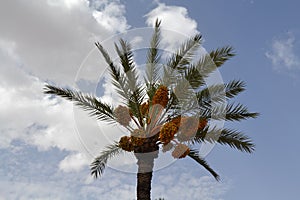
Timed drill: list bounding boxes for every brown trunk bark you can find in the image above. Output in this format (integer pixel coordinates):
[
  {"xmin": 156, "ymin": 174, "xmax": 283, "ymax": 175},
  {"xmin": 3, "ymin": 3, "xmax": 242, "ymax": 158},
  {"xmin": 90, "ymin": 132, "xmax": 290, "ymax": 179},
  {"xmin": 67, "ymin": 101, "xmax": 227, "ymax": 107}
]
[
  {"xmin": 134, "ymin": 133, "xmax": 159, "ymax": 200},
  {"xmin": 135, "ymin": 153, "xmax": 156, "ymax": 200}
]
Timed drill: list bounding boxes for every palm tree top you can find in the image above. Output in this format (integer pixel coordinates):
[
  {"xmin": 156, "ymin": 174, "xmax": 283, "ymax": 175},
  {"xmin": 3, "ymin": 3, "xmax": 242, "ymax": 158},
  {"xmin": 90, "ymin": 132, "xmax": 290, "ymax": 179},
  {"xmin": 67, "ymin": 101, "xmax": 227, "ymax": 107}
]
[{"xmin": 44, "ymin": 19, "xmax": 258, "ymax": 183}]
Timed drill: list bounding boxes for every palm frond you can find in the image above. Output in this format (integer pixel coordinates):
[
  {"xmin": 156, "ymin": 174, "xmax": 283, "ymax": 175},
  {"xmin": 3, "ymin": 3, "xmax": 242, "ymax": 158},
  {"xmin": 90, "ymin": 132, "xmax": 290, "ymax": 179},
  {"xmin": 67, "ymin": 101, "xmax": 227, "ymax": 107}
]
[
  {"xmin": 128, "ymin": 87, "xmax": 146, "ymax": 119},
  {"xmin": 197, "ymin": 84, "xmax": 225, "ymax": 106},
  {"xmin": 167, "ymin": 34, "xmax": 202, "ymax": 70},
  {"xmin": 161, "ymin": 64, "xmax": 177, "ymax": 87},
  {"xmin": 201, "ymin": 102, "xmax": 258, "ymax": 122},
  {"xmin": 195, "ymin": 80, "xmax": 250, "ymax": 120},
  {"xmin": 209, "ymin": 46, "xmax": 235, "ymax": 67},
  {"xmin": 197, "ymin": 80, "xmax": 246, "ymax": 106},
  {"xmin": 225, "ymin": 80, "xmax": 246, "ymax": 98},
  {"xmin": 44, "ymin": 85, "xmax": 115, "ymax": 122},
  {"xmin": 162, "ymin": 74, "xmax": 201, "ymax": 117},
  {"xmin": 90, "ymin": 142, "xmax": 123, "ymax": 178},
  {"xmin": 146, "ymin": 19, "xmax": 162, "ymax": 86},
  {"xmin": 188, "ymin": 149, "xmax": 220, "ymax": 181},
  {"xmin": 115, "ymin": 39, "xmax": 136, "ymax": 74},
  {"xmin": 146, "ymin": 83, "xmax": 158, "ymax": 102},
  {"xmin": 173, "ymin": 78, "xmax": 194, "ymax": 101},
  {"xmin": 162, "ymin": 91, "xmax": 180, "ymax": 122},
  {"xmin": 194, "ymin": 128, "xmax": 255, "ymax": 153},
  {"xmin": 184, "ymin": 65, "xmax": 205, "ymax": 90},
  {"xmin": 95, "ymin": 42, "xmax": 131, "ymax": 101},
  {"xmin": 162, "ymin": 34, "xmax": 202, "ymax": 86},
  {"xmin": 174, "ymin": 95, "xmax": 199, "ymax": 116},
  {"xmin": 225, "ymin": 103, "xmax": 259, "ymax": 121},
  {"xmin": 193, "ymin": 46, "xmax": 235, "ymax": 83},
  {"xmin": 115, "ymin": 39, "xmax": 144, "ymax": 125},
  {"xmin": 113, "ymin": 74, "xmax": 132, "ymax": 100},
  {"xmin": 95, "ymin": 42, "xmax": 120, "ymax": 82},
  {"xmin": 218, "ymin": 129, "xmax": 255, "ymax": 153}
]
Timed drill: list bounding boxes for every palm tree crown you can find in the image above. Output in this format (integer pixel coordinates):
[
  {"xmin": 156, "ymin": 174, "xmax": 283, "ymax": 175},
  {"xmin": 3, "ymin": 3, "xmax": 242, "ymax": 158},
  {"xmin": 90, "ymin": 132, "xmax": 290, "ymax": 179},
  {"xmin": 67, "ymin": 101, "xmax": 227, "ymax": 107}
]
[{"xmin": 44, "ymin": 19, "xmax": 258, "ymax": 199}]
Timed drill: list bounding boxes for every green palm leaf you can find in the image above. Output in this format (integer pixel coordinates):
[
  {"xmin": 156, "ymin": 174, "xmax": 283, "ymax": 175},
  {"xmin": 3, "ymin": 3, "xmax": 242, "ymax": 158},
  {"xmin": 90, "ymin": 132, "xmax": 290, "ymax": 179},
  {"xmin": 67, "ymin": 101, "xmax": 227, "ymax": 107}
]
[
  {"xmin": 184, "ymin": 65, "xmax": 205, "ymax": 90},
  {"xmin": 162, "ymin": 34, "xmax": 202, "ymax": 86},
  {"xmin": 44, "ymin": 85, "xmax": 115, "ymax": 123},
  {"xmin": 96, "ymin": 40, "xmax": 144, "ymax": 125},
  {"xmin": 218, "ymin": 129, "xmax": 255, "ymax": 153},
  {"xmin": 146, "ymin": 19, "xmax": 162, "ymax": 88},
  {"xmin": 191, "ymin": 46, "xmax": 235, "ymax": 86},
  {"xmin": 225, "ymin": 103, "xmax": 259, "ymax": 121},
  {"xmin": 194, "ymin": 127, "xmax": 255, "ymax": 153},
  {"xmin": 188, "ymin": 149, "xmax": 220, "ymax": 181},
  {"xmin": 95, "ymin": 42, "xmax": 131, "ymax": 101},
  {"xmin": 209, "ymin": 46, "xmax": 235, "ymax": 67},
  {"xmin": 197, "ymin": 80, "xmax": 246, "ymax": 105},
  {"xmin": 200, "ymin": 102, "xmax": 258, "ymax": 122},
  {"xmin": 169, "ymin": 80, "xmax": 248, "ymax": 118},
  {"xmin": 225, "ymin": 80, "xmax": 246, "ymax": 98},
  {"xmin": 91, "ymin": 142, "xmax": 123, "ymax": 178},
  {"xmin": 175, "ymin": 47, "xmax": 235, "ymax": 89},
  {"xmin": 167, "ymin": 34, "xmax": 202, "ymax": 70},
  {"xmin": 115, "ymin": 39, "xmax": 144, "ymax": 125}
]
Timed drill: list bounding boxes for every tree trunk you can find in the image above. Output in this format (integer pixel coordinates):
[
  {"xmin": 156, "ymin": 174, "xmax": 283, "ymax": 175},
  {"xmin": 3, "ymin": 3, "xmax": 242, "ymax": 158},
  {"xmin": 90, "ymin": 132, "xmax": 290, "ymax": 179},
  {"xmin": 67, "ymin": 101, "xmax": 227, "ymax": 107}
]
[{"xmin": 135, "ymin": 153, "xmax": 156, "ymax": 200}]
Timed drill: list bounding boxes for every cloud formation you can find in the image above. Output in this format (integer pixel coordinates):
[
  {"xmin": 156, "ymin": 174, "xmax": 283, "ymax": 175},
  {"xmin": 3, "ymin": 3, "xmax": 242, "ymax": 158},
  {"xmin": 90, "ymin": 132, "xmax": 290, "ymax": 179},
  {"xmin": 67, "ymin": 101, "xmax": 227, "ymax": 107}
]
[
  {"xmin": 145, "ymin": 2, "xmax": 198, "ymax": 37},
  {"xmin": 0, "ymin": 143, "xmax": 230, "ymax": 200},
  {"xmin": 0, "ymin": 0, "xmax": 128, "ymax": 84},
  {"xmin": 145, "ymin": 2, "xmax": 199, "ymax": 51},
  {"xmin": 266, "ymin": 32, "xmax": 300, "ymax": 72},
  {"xmin": 0, "ymin": 0, "xmax": 128, "ymax": 171}
]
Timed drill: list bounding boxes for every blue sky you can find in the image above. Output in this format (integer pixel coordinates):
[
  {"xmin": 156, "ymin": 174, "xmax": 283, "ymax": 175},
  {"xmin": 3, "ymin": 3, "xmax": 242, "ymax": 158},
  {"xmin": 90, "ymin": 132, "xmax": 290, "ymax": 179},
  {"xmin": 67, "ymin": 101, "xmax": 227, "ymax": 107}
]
[{"xmin": 1, "ymin": 0, "xmax": 300, "ymax": 199}]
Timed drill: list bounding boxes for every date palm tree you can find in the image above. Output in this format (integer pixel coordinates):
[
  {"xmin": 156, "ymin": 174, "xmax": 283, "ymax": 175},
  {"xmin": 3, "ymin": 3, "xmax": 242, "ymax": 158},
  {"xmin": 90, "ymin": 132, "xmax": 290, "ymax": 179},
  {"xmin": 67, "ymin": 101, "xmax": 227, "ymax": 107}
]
[{"xmin": 44, "ymin": 20, "xmax": 258, "ymax": 200}]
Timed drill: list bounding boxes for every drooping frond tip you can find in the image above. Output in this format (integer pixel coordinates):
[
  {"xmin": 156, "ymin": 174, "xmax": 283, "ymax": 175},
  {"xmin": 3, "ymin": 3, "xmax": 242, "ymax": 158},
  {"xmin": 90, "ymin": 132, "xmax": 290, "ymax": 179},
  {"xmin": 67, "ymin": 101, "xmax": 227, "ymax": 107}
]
[
  {"xmin": 188, "ymin": 149, "xmax": 220, "ymax": 181},
  {"xmin": 90, "ymin": 143, "xmax": 122, "ymax": 178}
]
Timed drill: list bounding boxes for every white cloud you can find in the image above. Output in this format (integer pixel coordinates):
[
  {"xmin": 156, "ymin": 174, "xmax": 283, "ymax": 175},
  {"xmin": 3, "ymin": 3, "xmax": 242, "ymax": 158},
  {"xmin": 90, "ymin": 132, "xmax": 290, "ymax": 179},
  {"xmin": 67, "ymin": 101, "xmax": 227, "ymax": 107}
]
[
  {"xmin": 0, "ymin": 0, "xmax": 128, "ymax": 85},
  {"xmin": 0, "ymin": 48, "xmax": 109, "ymax": 171},
  {"xmin": 145, "ymin": 2, "xmax": 199, "ymax": 51},
  {"xmin": 0, "ymin": 180, "xmax": 74, "ymax": 200},
  {"xmin": 0, "ymin": 37, "xmax": 128, "ymax": 176},
  {"xmin": 92, "ymin": 1, "xmax": 129, "ymax": 33},
  {"xmin": 266, "ymin": 32, "xmax": 300, "ymax": 71},
  {"xmin": 153, "ymin": 167, "xmax": 230, "ymax": 200},
  {"xmin": 0, "ymin": 143, "xmax": 230, "ymax": 200},
  {"xmin": 0, "ymin": 0, "xmax": 129, "ymax": 172},
  {"xmin": 59, "ymin": 153, "xmax": 90, "ymax": 172},
  {"xmin": 0, "ymin": 171, "xmax": 229, "ymax": 200},
  {"xmin": 145, "ymin": 2, "xmax": 198, "ymax": 37},
  {"xmin": 144, "ymin": 2, "xmax": 206, "ymax": 65},
  {"xmin": 47, "ymin": 0, "xmax": 88, "ymax": 9},
  {"xmin": 0, "ymin": 42, "xmax": 79, "ymax": 151}
]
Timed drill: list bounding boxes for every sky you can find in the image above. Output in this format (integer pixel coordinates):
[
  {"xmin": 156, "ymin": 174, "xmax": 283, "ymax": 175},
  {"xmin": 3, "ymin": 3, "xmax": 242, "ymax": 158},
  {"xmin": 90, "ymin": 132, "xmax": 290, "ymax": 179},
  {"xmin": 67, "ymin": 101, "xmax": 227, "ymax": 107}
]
[{"xmin": 0, "ymin": 0, "xmax": 300, "ymax": 199}]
